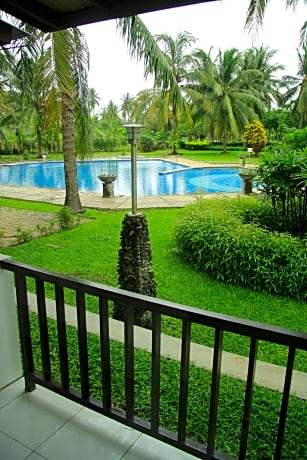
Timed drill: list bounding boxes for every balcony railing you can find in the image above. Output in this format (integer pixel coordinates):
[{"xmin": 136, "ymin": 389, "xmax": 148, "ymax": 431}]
[{"xmin": 1, "ymin": 256, "xmax": 307, "ymax": 460}]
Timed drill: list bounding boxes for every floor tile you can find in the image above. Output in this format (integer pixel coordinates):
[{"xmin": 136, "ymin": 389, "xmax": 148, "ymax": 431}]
[
  {"xmin": 37, "ymin": 408, "xmax": 141, "ymax": 460},
  {"xmin": 122, "ymin": 433, "xmax": 197, "ymax": 460},
  {"xmin": 0, "ymin": 378, "xmax": 25, "ymax": 409},
  {"xmin": 0, "ymin": 431, "xmax": 31, "ymax": 460},
  {"xmin": 0, "ymin": 386, "xmax": 82, "ymax": 450}
]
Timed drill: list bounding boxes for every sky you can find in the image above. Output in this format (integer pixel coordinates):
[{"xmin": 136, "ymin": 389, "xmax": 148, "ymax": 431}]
[{"xmin": 80, "ymin": 0, "xmax": 306, "ymax": 110}]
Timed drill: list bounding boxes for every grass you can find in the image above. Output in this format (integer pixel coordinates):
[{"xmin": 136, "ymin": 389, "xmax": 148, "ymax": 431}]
[
  {"xmin": 1, "ymin": 201, "xmax": 306, "ymax": 372},
  {"xmin": 29, "ymin": 313, "xmax": 307, "ymax": 459},
  {"xmin": 2, "ymin": 198, "xmax": 306, "ymax": 458},
  {"xmin": 0, "ymin": 147, "xmax": 259, "ymax": 165}
]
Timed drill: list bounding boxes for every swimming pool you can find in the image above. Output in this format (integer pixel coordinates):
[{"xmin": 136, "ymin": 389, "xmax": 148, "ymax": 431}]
[{"xmin": 0, "ymin": 159, "xmax": 242, "ymax": 195}]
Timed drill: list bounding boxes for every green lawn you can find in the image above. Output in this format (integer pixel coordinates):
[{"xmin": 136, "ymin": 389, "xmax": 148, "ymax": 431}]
[
  {"xmin": 1, "ymin": 200, "xmax": 306, "ymax": 371},
  {"xmin": 0, "ymin": 147, "xmax": 259, "ymax": 164},
  {"xmin": 1, "ymin": 198, "xmax": 306, "ymax": 459}
]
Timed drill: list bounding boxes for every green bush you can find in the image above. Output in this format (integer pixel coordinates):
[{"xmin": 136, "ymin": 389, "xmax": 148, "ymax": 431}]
[
  {"xmin": 180, "ymin": 140, "xmax": 244, "ymax": 152},
  {"xmin": 256, "ymin": 149, "xmax": 307, "ymax": 238},
  {"xmin": 174, "ymin": 198, "xmax": 307, "ymax": 301},
  {"xmin": 57, "ymin": 206, "xmax": 76, "ymax": 229},
  {"xmin": 283, "ymin": 128, "xmax": 307, "ymax": 150}
]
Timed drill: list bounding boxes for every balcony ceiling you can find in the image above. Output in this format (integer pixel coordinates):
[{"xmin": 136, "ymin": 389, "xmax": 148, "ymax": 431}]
[{"xmin": 0, "ymin": 0, "xmax": 217, "ymax": 32}]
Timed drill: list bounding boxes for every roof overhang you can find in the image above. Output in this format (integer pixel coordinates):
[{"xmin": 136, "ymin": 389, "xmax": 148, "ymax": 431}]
[
  {"xmin": 0, "ymin": 18, "xmax": 28, "ymax": 44},
  {"xmin": 0, "ymin": 0, "xmax": 217, "ymax": 32}
]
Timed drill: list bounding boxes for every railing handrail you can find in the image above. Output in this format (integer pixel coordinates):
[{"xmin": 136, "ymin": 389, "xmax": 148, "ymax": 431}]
[{"xmin": 2, "ymin": 257, "xmax": 307, "ymax": 350}]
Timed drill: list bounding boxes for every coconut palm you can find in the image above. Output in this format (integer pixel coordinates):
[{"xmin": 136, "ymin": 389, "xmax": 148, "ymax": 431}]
[
  {"xmin": 120, "ymin": 92, "xmax": 134, "ymax": 122},
  {"xmin": 50, "ymin": 28, "xmax": 91, "ymax": 212},
  {"xmin": 282, "ymin": 46, "xmax": 307, "ymax": 127},
  {"xmin": 187, "ymin": 48, "xmax": 265, "ymax": 152},
  {"xmin": 12, "ymin": 27, "xmax": 91, "ymax": 212},
  {"xmin": 241, "ymin": 46, "xmax": 285, "ymax": 108},
  {"xmin": 153, "ymin": 31, "xmax": 196, "ymax": 153},
  {"xmin": 117, "ymin": 17, "xmax": 193, "ymax": 154},
  {"xmin": 89, "ymin": 87, "xmax": 100, "ymax": 117},
  {"xmin": 245, "ymin": 0, "xmax": 307, "ymax": 32}
]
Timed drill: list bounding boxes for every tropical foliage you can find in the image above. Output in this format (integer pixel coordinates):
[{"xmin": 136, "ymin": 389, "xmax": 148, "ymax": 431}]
[
  {"xmin": 255, "ymin": 149, "xmax": 307, "ymax": 238},
  {"xmin": 174, "ymin": 198, "xmax": 307, "ymax": 300},
  {"xmin": 243, "ymin": 120, "xmax": 267, "ymax": 153}
]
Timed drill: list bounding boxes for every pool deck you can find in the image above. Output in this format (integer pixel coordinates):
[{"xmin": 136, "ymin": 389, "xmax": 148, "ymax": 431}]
[
  {"xmin": 0, "ymin": 183, "xmax": 242, "ymax": 209},
  {"xmin": 0, "ymin": 158, "xmax": 249, "ymax": 210}
]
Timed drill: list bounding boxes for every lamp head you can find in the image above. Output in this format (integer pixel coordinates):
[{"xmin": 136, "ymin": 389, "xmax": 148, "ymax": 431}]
[{"xmin": 123, "ymin": 124, "xmax": 143, "ymax": 144}]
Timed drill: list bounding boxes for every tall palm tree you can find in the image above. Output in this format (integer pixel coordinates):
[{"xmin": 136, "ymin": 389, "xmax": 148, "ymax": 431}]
[
  {"xmin": 282, "ymin": 46, "xmax": 307, "ymax": 127},
  {"xmin": 12, "ymin": 27, "xmax": 91, "ymax": 212},
  {"xmin": 120, "ymin": 92, "xmax": 134, "ymax": 122},
  {"xmin": 51, "ymin": 28, "xmax": 91, "ymax": 212},
  {"xmin": 154, "ymin": 31, "xmax": 196, "ymax": 153},
  {"xmin": 245, "ymin": 0, "xmax": 307, "ymax": 32},
  {"xmin": 187, "ymin": 48, "xmax": 264, "ymax": 152},
  {"xmin": 117, "ymin": 17, "xmax": 193, "ymax": 154},
  {"xmin": 241, "ymin": 46, "xmax": 284, "ymax": 108},
  {"xmin": 89, "ymin": 87, "xmax": 100, "ymax": 117}
]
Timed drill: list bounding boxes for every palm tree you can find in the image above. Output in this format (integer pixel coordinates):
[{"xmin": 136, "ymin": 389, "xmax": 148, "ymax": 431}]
[
  {"xmin": 120, "ymin": 92, "xmax": 134, "ymax": 122},
  {"xmin": 187, "ymin": 48, "xmax": 264, "ymax": 152},
  {"xmin": 51, "ymin": 28, "xmax": 91, "ymax": 212},
  {"xmin": 245, "ymin": 0, "xmax": 307, "ymax": 32},
  {"xmin": 117, "ymin": 17, "xmax": 193, "ymax": 154},
  {"xmin": 14, "ymin": 33, "xmax": 52, "ymax": 157},
  {"xmin": 154, "ymin": 31, "xmax": 196, "ymax": 153},
  {"xmin": 241, "ymin": 46, "xmax": 284, "ymax": 108},
  {"xmin": 12, "ymin": 27, "xmax": 91, "ymax": 212},
  {"xmin": 89, "ymin": 87, "xmax": 100, "ymax": 117},
  {"xmin": 282, "ymin": 46, "xmax": 307, "ymax": 127}
]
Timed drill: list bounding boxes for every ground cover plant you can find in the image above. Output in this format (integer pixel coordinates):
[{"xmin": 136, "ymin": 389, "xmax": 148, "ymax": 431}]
[
  {"xmin": 1, "ymin": 198, "xmax": 307, "ymax": 457},
  {"xmin": 174, "ymin": 197, "xmax": 307, "ymax": 301},
  {"xmin": 1, "ymin": 200, "xmax": 306, "ymax": 372}
]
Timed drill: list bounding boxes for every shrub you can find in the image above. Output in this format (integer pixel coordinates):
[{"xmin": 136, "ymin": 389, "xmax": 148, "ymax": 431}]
[
  {"xmin": 57, "ymin": 206, "xmax": 76, "ymax": 230},
  {"xmin": 174, "ymin": 198, "xmax": 307, "ymax": 301},
  {"xmin": 283, "ymin": 128, "xmax": 307, "ymax": 150},
  {"xmin": 255, "ymin": 150, "xmax": 307, "ymax": 238},
  {"xmin": 16, "ymin": 227, "xmax": 33, "ymax": 243},
  {"xmin": 243, "ymin": 120, "xmax": 267, "ymax": 154}
]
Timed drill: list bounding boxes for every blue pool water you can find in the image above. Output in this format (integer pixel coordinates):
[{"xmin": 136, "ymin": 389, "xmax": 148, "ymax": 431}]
[{"xmin": 0, "ymin": 159, "xmax": 242, "ymax": 195}]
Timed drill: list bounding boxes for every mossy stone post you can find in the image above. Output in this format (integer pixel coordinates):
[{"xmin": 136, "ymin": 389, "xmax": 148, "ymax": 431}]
[{"xmin": 113, "ymin": 212, "xmax": 156, "ymax": 328}]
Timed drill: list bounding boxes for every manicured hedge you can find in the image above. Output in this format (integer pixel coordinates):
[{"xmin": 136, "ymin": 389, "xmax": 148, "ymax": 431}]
[{"xmin": 174, "ymin": 198, "xmax": 307, "ymax": 301}]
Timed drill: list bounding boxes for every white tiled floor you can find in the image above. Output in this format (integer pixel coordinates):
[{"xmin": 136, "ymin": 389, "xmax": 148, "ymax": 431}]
[{"xmin": 0, "ymin": 379, "xmax": 196, "ymax": 460}]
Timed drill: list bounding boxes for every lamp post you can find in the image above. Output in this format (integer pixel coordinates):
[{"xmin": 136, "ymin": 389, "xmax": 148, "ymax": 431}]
[{"xmin": 123, "ymin": 124, "xmax": 143, "ymax": 214}]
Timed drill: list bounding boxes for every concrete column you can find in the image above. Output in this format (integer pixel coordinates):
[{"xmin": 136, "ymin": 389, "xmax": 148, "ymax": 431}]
[{"xmin": 0, "ymin": 255, "xmax": 22, "ymax": 389}]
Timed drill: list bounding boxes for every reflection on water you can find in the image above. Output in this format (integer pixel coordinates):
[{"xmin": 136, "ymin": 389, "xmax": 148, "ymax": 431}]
[{"xmin": 0, "ymin": 159, "xmax": 241, "ymax": 196}]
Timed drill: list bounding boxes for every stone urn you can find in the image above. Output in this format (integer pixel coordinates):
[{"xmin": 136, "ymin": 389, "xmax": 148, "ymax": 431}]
[
  {"xmin": 98, "ymin": 174, "xmax": 117, "ymax": 198},
  {"xmin": 239, "ymin": 168, "xmax": 254, "ymax": 195}
]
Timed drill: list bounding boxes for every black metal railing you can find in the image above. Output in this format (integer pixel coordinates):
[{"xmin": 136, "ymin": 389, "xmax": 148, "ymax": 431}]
[{"xmin": 1, "ymin": 257, "xmax": 307, "ymax": 460}]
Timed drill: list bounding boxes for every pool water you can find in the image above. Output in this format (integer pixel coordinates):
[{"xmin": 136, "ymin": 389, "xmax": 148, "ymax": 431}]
[{"xmin": 0, "ymin": 159, "xmax": 242, "ymax": 195}]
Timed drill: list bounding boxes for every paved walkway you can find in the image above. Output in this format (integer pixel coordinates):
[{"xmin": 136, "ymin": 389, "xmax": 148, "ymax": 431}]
[{"xmin": 0, "ymin": 184, "xmax": 242, "ymax": 209}]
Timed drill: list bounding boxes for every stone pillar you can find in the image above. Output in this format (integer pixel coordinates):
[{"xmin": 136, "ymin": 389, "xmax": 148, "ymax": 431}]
[
  {"xmin": 0, "ymin": 255, "xmax": 22, "ymax": 389},
  {"xmin": 113, "ymin": 213, "xmax": 156, "ymax": 328}
]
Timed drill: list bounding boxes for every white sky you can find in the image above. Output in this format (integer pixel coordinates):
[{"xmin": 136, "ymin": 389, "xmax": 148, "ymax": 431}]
[{"xmin": 80, "ymin": 0, "xmax": 306, "ymax": 110}]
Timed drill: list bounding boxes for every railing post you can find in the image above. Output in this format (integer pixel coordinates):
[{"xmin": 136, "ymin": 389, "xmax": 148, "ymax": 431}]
[{"xmin": 0, "ymin": 255, "xmax": 22, "ymax": 389}]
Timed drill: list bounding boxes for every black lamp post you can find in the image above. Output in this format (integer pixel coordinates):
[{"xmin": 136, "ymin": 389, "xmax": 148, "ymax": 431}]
[{"xmin": 123, "ymin": 124, "xmax": 143, "ymax": 214}]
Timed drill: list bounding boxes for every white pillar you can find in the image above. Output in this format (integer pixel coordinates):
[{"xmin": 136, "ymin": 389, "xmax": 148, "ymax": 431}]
[{"xmin": 0, "ymin": 255, "xmax": 22, "ymax": 389}]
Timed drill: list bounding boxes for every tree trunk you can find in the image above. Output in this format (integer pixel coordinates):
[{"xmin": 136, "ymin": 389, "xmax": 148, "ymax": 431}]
[
  {"xmin": 171, "ymin": 106, "xmax": 178, "ymax": 155},
  {"xmin": 61, "ymin": 92, "xmax": 82, "ymax": 213}
]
